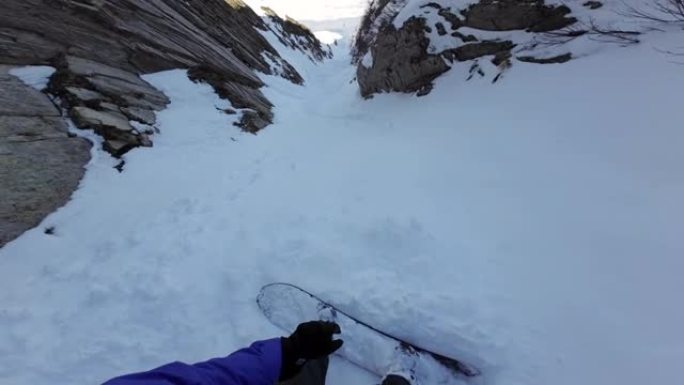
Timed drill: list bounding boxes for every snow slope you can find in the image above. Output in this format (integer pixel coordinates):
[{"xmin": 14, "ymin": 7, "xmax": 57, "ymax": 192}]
[
  {"xmin": 244, "ymin": 0, "xmax": 368, "ymax": 21},
  {"xmin": 1, "ymin": 12, "xmax": 684, "ymax": 385}
]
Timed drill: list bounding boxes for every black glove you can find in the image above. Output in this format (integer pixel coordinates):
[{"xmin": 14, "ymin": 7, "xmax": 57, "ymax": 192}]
[{"xmin": 279, "ymin": 321, "xmax": 344, "ymax": 381}]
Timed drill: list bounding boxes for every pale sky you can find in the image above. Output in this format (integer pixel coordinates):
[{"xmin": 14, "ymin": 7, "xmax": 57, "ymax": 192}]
[{"xmin": 243, "ymin": 0, "xmax": 369, "ymax": 21}]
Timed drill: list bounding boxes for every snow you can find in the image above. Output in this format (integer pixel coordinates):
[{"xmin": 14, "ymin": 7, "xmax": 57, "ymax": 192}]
[
  {"xmin": 2, "ymin": 6, "xmax": 684, "ymax": 385},
  {"xmin": 361, "ymin": 51, "xmax": 374, "ymax": 68},
  {"xmin": 244, "ymin": 0, "xmax": 368, "ymax": 21},
  {"xmin": 314, "ymin": 31, "xmax": 343, "ymax": 45},
  {"xmin": 9, "ymin": 65, "xmax": 56, "ymax": 90}
]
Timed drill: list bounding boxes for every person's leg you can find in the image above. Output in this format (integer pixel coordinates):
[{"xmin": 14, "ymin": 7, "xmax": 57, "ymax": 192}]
[
  {"xmin": 381, "ymin": 374, "xmax": 412, "ymax": 385},
  {"xmin": 280, "ymin": 357, "xmax": 329, "ymax": 385}
]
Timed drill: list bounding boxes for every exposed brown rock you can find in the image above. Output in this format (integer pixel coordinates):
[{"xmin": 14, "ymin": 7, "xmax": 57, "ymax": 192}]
[{"xmin": 357, "ymin": 17, "xmax": 449, "ymax": 97}]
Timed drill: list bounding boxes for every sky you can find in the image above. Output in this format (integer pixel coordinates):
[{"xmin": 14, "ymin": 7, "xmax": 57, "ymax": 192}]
[{"xmin": 243, "ymin": 0, "xmax": 369, "ymax": 21}]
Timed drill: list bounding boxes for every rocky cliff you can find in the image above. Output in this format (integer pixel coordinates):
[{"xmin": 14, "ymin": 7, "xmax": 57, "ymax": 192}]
[
  {"xmin": 1, "ymin": 0, "xmax": 324, "ymax": 146},
  {"xmin": 353, "ymin": 0, "xmax": 600, "ymax": 97},
  {"xmin": 0, "ymin": 0, "xmax": 327, "ymax": 247}
]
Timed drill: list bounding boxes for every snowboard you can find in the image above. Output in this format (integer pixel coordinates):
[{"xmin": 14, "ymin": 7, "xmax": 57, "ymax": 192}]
[{"xmin": 256, "ymin": 282, "xmax": 481, "ymax": 382}]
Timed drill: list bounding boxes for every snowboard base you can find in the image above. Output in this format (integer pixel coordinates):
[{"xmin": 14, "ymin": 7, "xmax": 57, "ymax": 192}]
[{"xmin": 256, "ymin": 283, "xmax": 480, "ymax": 382}]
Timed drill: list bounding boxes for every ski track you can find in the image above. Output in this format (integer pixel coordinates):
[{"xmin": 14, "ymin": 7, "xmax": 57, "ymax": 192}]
[{"xmin": 1, "ymin": 15, "xmax": 684, "ymax": 385}]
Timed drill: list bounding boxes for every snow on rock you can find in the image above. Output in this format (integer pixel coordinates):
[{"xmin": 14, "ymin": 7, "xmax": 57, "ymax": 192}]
[
  {"xmin": 353, "ymin": 0, "xmax": 668, "ymax": 97},
  {"xmin": 9, "ymin": 66, "xmax": 56, "ymax": 91}
]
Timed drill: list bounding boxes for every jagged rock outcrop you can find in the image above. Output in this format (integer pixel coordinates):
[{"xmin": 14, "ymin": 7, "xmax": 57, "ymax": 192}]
[
  {"xmin": 48, "ymin": 55, "xmax": 168, "ymax": 155},
  {"xmin": 0, "ymin": 66, "xmax": 91, "ymax": 248},
  {"xmin": 0, "ymin": 0, "xmax": 318, "ymax": 145},
  {"xmin": 262, "ymin": 7, "xmax": 333, "ymax": 63},
  {"xmin": 354, "ymin": 0, "xmax": 579, "ymax": 97},
  {"xmin": 353, "ymin": 0, "xmax": 408, "ymax": 63},
  {"xmin": 460, "ymin": 0, "xmax": 576, "ymax": 32},
  {"xmin": 0, "ymin": 0, "xmax": 329, "ymax": 247},
  {"xmin": 357, "ymin": 17, "xmax": 449, "ymax": 97}
]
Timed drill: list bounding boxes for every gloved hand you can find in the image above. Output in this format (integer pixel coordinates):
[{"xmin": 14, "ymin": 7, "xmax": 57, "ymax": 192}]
[{"xmin": 280, "ymin": 321, "xmax": 344, "ymax": 381}]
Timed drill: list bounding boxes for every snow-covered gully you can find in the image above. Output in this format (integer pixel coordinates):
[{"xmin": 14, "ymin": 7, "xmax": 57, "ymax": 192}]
[{"xmin": 2, "ymin": 8, "xmax": 683, "ymax": 385}]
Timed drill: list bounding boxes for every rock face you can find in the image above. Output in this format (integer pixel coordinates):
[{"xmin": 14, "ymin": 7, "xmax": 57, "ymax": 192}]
[
  {"xmin": 0, "ymin": 0, "xmax": 329, "ymax": 247},
  {"xmin": 353, "ymin": 0, "xmax": 408, "ymax": 64},
  {"xmin": 0, "ymin": 0, "xmax": 318, "ymax": 140},
  {"xmin": 0, "ymin": 66, "xmax": 91, "ymax": 248},
  {"xmin": 358, "ymin": 17, "xmax": 449, "ymax": 97},
  {"xmin": 354, "ymin": 0, "xmax": 579, "ymax": 97}
]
